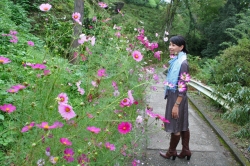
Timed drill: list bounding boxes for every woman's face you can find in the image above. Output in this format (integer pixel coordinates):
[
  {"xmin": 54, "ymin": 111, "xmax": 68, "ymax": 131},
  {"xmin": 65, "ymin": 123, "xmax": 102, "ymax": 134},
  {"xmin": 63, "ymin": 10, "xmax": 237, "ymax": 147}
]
[{"xmin": 169, "ymin": 42, "xmax": 184, "ymax": 55}]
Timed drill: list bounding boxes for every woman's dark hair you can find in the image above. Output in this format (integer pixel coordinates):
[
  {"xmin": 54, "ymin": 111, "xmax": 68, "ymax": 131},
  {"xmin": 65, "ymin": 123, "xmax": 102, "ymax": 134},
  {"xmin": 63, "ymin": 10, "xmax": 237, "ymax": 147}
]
[{"xmin": 170, "ymin": 35, "xmax": 188, "ymax": 54}]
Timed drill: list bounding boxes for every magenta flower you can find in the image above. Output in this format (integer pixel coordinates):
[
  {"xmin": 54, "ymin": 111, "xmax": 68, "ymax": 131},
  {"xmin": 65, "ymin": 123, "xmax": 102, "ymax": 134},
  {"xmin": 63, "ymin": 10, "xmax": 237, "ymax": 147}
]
[
  {"xmin": 78, "ymin": 154, "xmax": 89, "ymax": 166},
  {"xmin": 146, "ymin": 109, "xmax": 157, "ymax": 118},
  {"xmin": 64, "ymin": 148, "xmax": 74, "ymax": 162},
  {"xmin": 132, "ymin": 159, "xmax": 140, "ymax": 166},
  {"xmin": 170, "ymin": 54, "xmax": 176, "ymax": 58},
  {"xmin": 0, "ymin": 56, "xmax": 11, "ymax": 64},
  {"xmin": 132, "ymin": 50, "xmax": 143, "ymax": 62},
  {"xmin": 105, "ymin": 142, "xmax": 116, "ymax": 151},
  {"xmin": 155, "ymin": 114, "xmax": 170, "ymax": 123},
  {"xmin": 10, "ymin": 30, "xmax": 18, "ymax": 35},
  {"xmin": 31, "ymin": 64, "xmax": 46, "ymax": 70},
  {"xmin": 57, "ymin": 93, "xmax": 68, "ymax": 104},
  {"xmin": 87, "ymin": 126, "xmax": 101, "ymax": 134},
  {"xmin": 97, "ymin": 68, "xmax": 107, "ymax": 77},
  {"xmin": 0, "ymin": 104, "xmax": 16, "ymax": 113},
  {"xmin": 21, "ymin": 122, "xmax": 35, "ymax": 132},
  {"xmin": 112, "ymin": 81, "xmax": 118, "ymax": 90},
  {"xmin": 39, "ymin": 3, "xmax": 52, "ymax": 12},
  {"xmin": 58, "ymin": 103, "xmax": 76, "ymax": 120},
  {"xmin": 36, "ymin": 121, "xmax": 63, "ymax": 130},
  {"xmin": 27, "ymin": 41, "xmax": 34, "ymax": 46},
  {"xmin": 180, "ymin": 72, "xmax": 191, "ymax": 82},
  {"xmin": 117, "ymin": 122, "xmax": 132, "ymax": 134},
  {"xmin": 7, "ymin": 84, "xmax": 26, "ymax": 93},
  {"xmin": 72, "ymin": 12, "xmax": 81, "ymax": 22},
  {"xmin": 178, "ymin": 81, "xmax": 187, "ymax": 92},
  {"xmin": 154, "ymin": 51, "xmax": 162, "ymax": 60},
  {"xmin": 45, "ymin": 147, "xmax": 50, "ymax": 156},
  {"xmin": 98, "ymin": 2, "xmax": 108, "ymax": 8},
  {"xmin": 119, "ymin": 98, "xmax": 131, "ymax": 107},
  {"xmin": 60, "ymin": 138, "xmax": 72, "ymax": 146}
]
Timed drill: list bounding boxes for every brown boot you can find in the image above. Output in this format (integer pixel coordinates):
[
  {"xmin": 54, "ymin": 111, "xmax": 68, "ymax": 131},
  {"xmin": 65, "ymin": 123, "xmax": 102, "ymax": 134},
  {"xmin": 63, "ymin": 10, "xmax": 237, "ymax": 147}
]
[
  {"xmin": 160, "ymin": 133, "xmax": 180, "ymax": 160},
  {"xmin": 177, "ymin": 129, "xmax": 191, "ymax": 160}
]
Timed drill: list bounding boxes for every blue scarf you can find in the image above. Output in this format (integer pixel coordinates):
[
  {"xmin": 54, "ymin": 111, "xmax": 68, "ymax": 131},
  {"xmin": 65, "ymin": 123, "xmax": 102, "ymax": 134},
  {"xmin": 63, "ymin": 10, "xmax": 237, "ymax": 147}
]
[{"xmin": 165, "ymin": 51, "xmax": 187, "ymax": 93}]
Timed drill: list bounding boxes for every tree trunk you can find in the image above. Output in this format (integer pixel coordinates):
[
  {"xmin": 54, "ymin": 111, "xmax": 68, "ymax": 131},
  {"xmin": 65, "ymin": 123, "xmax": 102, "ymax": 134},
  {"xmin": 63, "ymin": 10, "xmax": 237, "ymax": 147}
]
[
  {"xmin": 164, "ymin": 0, "xmax": 181, "ymax": 36},
  {"xmin": 70, "ymin": 0, "xmax": 84, "ymax": 64}
]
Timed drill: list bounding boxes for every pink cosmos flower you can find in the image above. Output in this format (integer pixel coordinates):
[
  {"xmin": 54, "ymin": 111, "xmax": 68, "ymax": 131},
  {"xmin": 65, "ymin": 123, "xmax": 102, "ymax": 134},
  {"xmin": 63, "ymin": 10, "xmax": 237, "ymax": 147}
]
[
  {"xmin": 155, "ymin": 114, "xmax": 170, "ymax": 123},
  {"xmin": 136, "ymin": 115, "xmax": 143, "ymax": 124},
  {"xmin": 57, "ymin": 93, "xmax": 68, "ymax": 104},
  {"xmin": 117, "ymin": 122, "xmax": 132, "ymax": 134},
  {"xmin": 128, "ymin": 90, "xmax": 134, "ymax": 104},
  {"xmin": 132, "ymin": 159, "xmax": 140, "ymax": 166},
  {"xmin": 0, "ymin": 56, "xmax": 11, "ymax": 64},
  {"xmin": 78, "ymin": 154, "xmax": 89, "ymax": 165},
  {"xmin": 90, "ymin": 36, "xmax": 96, "ymax": 46},
  {"xmin": 78, "ymin": 34, "xmax": 88, "ymax": 44},
  {"xmin": 43, "ymin": 69, "xmax": 50, "ymax": 76},
  {"xmin": 154, "ymin": 51, "xmax": 162, "ymax": 60},
  {"xmin": 151, "ymin": 86, "xmax": 157, "ymax": 91},
  {"xmin": 180, "ymin": 72, "xmax": 191, "ymax": 82},
  {"xmin": 92, "ymin": 16, "xmax": 97, "ymax": 22},
  {"xmin": 153, "ymin": 74, "xmax": 159, "ymax": 82},
  {"xmin": 60, "ymin": 138, "xmax": 72, "ymax": 146},
  {"xmin": 163, "ymin": 81, "xmax": 175, "ymax": 88},
  {"xmin": 132, "ymin": 50, "xmax": 143, "ymax": 62},
  {"xmin": 7, "ymin": 84, "xmax": 26, "ymax": 93},
  {"xmin": 119, "ymin": 98, "xmax": 131, "ymax": 107},
  {"xmin": 146, "ymin": 109, "xmax": 157, "ymax": 118},
  {"xmin": 58, "ymin": 103, "xmax": 76, "ymax": 120},
  {"xmin": 98, "ymin": 2, "xmax": 108, "ymax": 8},
  {"xmin": 115, "ymin": 32, "xmax": 121, "ymax": 38},
  {"xmin": 0, "ymin": 104, "xmax": 16, "ymax": 113},
  {"xmin": 112, "ymin": 81, "xmax": 118, "ymax": 90},
  {"xmin": 39, "ymin": 3, "xmax": 52, "ymax": 12},
  {"xmin": 10, "ymin": 30, "xmax": 18, "ymax": 35},
  {"xmin": 91, "ymin": 81, "xmax": 98, "ymax": 87},
  {"xmin": 178, "ymin": 81, "xmax": 187, "ymax": 92},
  {"xmin": 36, "ymin": 121, "xmax": 64, "ymax": 130},
  {"xmin": 27, "ymin": 41, "xmax": 34, "ymax": 46},
  {"xmin": 105, "ymin": 142, "xmax": 116, "ymax": 151},
  {"xmin": 170, "ymin": 54, "xmax": 176, "ymax": 59},
  {"xmin": 72, "ymin": 12, "xmax": 81, "ymax": 22},
  {"xmin": 113, "ymin": 90, "xmax": 120, "ymax": 97},
  {"xmin": 64, "ymin": 148, "xmax": 74, "ymax": 162},
  {"xmin": 97, "ymin": 68, "xmax": 107, "ymax": 77},
  {"xmin": 21, "ymin": 122, "xmax": 35, "ymax": 132},
  {"xmin": 45, "ymin": 147, "xmax": 50, "ymax": 156},
  {"xmin": 87, "ymin": 126, "xmax": 101, "ymax": 134},
  {"xmin": 49, "ymin": 156, "xmax": 59, "ymax": 164},
  {"xmin": 31, "ymin": 64, "xmax": 46, "ymax": 70}
]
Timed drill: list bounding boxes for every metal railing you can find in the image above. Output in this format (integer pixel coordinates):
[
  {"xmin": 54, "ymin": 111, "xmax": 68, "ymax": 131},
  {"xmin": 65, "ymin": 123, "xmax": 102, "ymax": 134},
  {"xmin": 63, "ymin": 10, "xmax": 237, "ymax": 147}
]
[{"xmin": 188, "ymin": 79, "xmax": 230, "ymax": 110}]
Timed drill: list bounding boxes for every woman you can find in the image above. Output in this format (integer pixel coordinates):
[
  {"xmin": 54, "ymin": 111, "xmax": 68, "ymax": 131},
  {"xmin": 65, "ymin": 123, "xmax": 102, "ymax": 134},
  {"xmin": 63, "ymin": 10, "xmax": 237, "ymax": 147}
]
[{"xmin": 159, "ymin": 35, "xmax": 191, "ymax": 160}]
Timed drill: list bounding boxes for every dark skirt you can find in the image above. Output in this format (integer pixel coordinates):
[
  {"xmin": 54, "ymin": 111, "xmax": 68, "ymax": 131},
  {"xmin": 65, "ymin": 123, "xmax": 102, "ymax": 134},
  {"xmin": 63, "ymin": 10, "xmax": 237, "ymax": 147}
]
[{"xmin": 164, "ymin": 90, "xmax": 189, "ymax": 133}]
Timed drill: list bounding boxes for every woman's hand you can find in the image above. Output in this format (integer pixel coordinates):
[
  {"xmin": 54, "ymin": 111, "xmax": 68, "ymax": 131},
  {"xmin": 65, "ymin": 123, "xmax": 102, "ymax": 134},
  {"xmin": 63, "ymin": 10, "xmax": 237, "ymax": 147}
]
[{"xmin": 172, "ymin": 105, "xmax": 179, "ymax": 119}]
